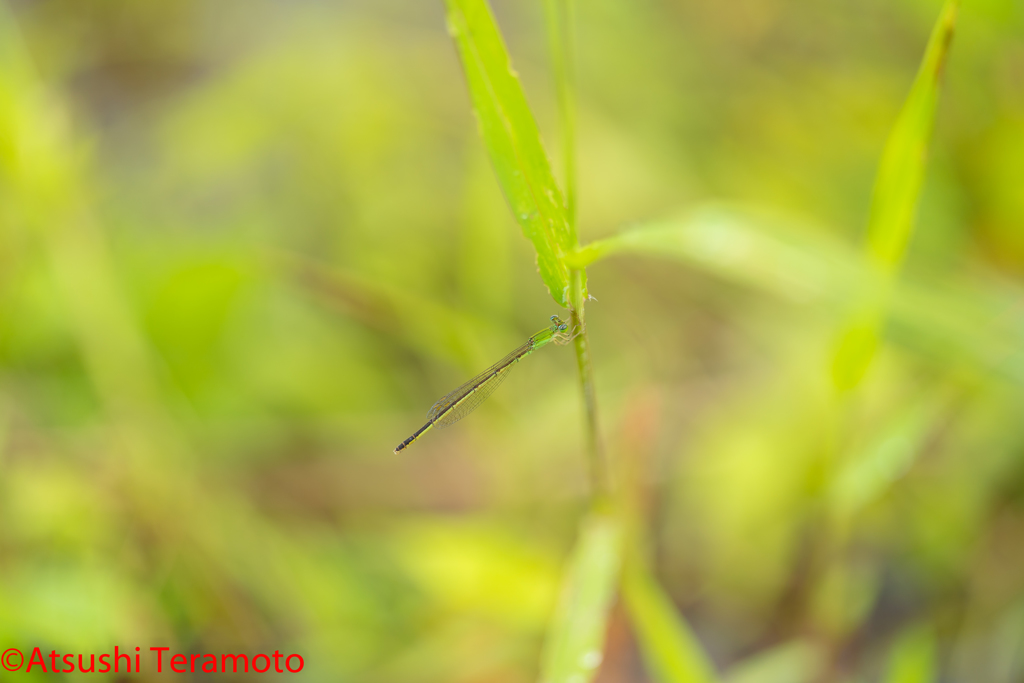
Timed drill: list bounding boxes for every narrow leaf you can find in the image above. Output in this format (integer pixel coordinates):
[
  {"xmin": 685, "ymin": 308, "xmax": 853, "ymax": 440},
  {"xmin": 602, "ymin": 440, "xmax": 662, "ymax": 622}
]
[
  {"xmin": 622, "ymin": 557, "xmax": 719, "ymax": 683},
  {"xmin": 566, "ymin": 206, "xmax": 860, "ymax": 303},
  {"xmin": 445, "ymin": 0, "xmax": 574, "ymax": 306},
  {"xmin": 540, "ymin": 512, "xmax": 622, "ymax": 683},
  {"xmin": 568, "ymin": 205, "xmax": 1024, "ymax": 389},
  {"xmin": 833, "ymin": 0, "xmax": 958, "ymax": 389},
  {"xmin": 866, "ymin": 0, "xmax": 959, "ymax": 272}
]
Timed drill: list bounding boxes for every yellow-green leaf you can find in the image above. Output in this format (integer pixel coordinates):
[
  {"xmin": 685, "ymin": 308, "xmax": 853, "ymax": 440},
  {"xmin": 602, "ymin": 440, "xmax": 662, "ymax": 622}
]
[
  {"xmin": 444, "ymin": 0, "xmax": 574, "ymax": 306},
  {"xmin": 622, "ymin": 556, "xmax": 719, "ymax": 683},
  {"xmin": 566, "ymin": 206, "xmax": 860, "ymax": 303},
  {"xmin": 866, "ymin": 0, "xmax": 959, "ymax": 272},
  {"xmin": 540, "ymin": 512, "xmax": 622, "ymax": 683},
  {"xmin": 833, "ymin": 0, "xmax": 958, "ymax": 390}
]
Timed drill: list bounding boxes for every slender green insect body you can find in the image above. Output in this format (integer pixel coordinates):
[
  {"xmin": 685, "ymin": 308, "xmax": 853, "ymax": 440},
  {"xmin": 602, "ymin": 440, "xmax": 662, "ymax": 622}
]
[{"xmin": 395, "ymin": 316, "xmax": 570, "ymax": 453}]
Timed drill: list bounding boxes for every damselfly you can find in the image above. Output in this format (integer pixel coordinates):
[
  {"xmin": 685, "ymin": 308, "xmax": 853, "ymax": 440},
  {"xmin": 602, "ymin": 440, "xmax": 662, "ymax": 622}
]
[{"xmin": 394, "ymin": 316, "xmax": 571, "ymax": 453}]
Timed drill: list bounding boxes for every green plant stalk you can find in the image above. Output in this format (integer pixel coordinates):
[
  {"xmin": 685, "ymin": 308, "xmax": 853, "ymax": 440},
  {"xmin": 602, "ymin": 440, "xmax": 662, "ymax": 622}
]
[
  {"xmin": 570, "ymin": 269, "xmax": 608, "ymax": 500},
  {"xmin": 539, "ymin": 3, "xmax": 617, "ymax": 679},
  {"xmin": 546, "ymin": 0, "xmax": 607, "ymax": 501}
]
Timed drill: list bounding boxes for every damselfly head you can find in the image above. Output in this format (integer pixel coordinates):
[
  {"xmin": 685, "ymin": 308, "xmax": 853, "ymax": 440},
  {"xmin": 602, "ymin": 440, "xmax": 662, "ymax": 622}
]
[{"xmin": 549, "ymin": 315, "xmax": 574, "ymax": 346}]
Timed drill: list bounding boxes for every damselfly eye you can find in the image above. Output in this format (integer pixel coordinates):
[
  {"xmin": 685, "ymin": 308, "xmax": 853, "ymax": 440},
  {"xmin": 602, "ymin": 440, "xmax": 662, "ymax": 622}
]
[
  {"xmin": 550, "ymin": 315, "xmax": 558, "ymax": 321},
  {"xmin": 560, "ymin": 324, "xmax": 568, "ymax": 331}
]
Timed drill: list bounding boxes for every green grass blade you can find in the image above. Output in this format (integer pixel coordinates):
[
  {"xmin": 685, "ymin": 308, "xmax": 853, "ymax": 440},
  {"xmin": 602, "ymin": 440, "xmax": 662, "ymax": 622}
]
[
  {"xmin": 540, "ymin": 512, "xmax": 622, "ymax": 683},
  {"xmin": 445, "ymin": 0, "xmax": 574, "ymax": 306},
  {"xmin": 866, "ymin": 0, "xmax": 959, "ymax": 272},
  {"xmin": 566, "ymin": 206, "xmax": 861, "ymax": 303},
  {"xmin": 568, "ymin": 204, "xmax": 1024, "ymax": 388},
  {"xmin": 832, "ymin": 0, "xmax": 958, "ymax": 390},
  {"xmin": 622, "ymin": 556, "xmax": 720, "ymax": 683}
]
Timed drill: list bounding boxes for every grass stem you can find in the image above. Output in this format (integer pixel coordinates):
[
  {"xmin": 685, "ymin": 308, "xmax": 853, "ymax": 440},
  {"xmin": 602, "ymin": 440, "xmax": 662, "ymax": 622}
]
[
  {"xmin": 548, "ymin": 0, "xmax": 607, "ymax": 501},
  {"xmin": 570, "ymin": 270, "xmax": 609, "ymax": 501}
]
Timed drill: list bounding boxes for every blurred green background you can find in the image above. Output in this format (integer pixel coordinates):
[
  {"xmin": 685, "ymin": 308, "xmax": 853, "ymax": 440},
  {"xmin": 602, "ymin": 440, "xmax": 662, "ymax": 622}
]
[{"xmin": 1, "ymin": 0, "xmax": 1023, "ymax": 681}]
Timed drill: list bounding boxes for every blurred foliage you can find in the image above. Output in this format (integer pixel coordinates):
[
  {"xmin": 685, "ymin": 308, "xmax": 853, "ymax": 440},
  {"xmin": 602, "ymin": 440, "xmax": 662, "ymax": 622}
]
[{"xmin": 1, "ymin": 0, "xmax": 1024, "ymax": 681}]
